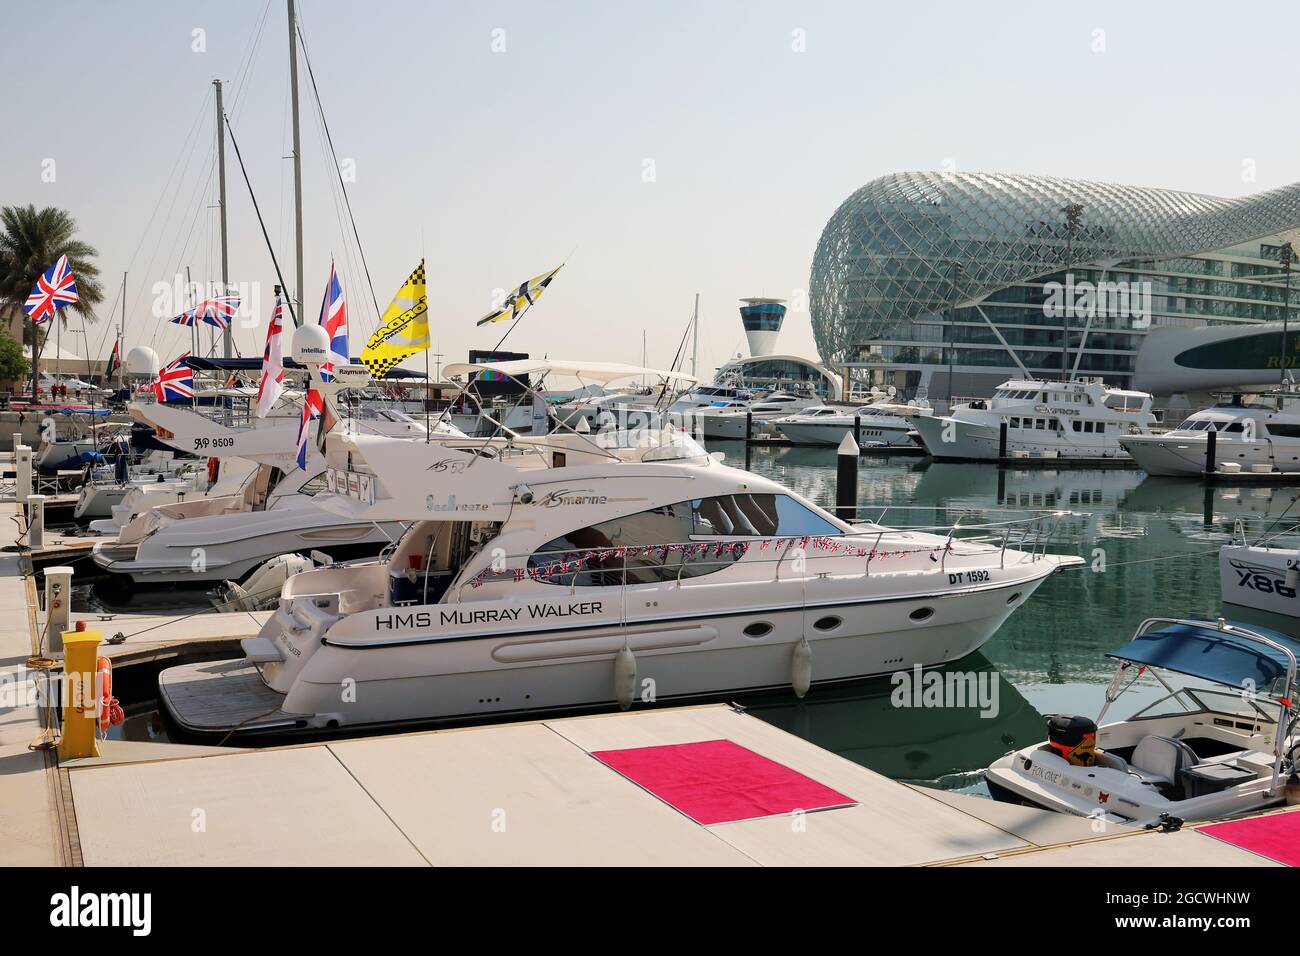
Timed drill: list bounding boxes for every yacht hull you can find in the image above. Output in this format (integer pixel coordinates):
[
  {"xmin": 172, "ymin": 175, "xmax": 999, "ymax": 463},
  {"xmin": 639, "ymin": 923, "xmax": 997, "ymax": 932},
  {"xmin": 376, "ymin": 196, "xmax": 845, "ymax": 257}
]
[
  {"xmin": 1118, "ymin": 434, "xmax": 1300, "ymax": 476},
  {"xmin": 777, "ymin": 420, "xmax": 914, "ymax": 447},
  {"xmin": 164, "ymin": 560, "xmax": 1070, "ymax": 734},
  {"xmin": 91, "ymin": 509, "xmax": 406, "ymax": 584},
  {"xmin": 911, "ymin": 415, "xmax": 1130, "ymax": 461},
  {"xmin": 1220, "ymin": 545, "xmax": 1300, "ymax": 618}
]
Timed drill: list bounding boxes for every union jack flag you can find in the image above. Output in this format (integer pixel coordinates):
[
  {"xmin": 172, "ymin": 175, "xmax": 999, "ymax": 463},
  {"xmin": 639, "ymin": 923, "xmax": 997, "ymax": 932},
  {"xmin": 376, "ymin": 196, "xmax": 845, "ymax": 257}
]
[
  {"xmin": 24, "ymin": 255, "xmax": 79, "ymax": 324},
  {"xmin": 317, "ymin": 262, "xmax": 347, "ymax": 382},
  {"xmin": 170, "ymin": 294, "xmax": 240, "ymax": 329},
  {"xmin": 144, "ymin": 353, "xmax": 194, "ymax": 402},
  {"xmin": 296, "ymin": 387, "xmax": 324, "ymax": 470}
]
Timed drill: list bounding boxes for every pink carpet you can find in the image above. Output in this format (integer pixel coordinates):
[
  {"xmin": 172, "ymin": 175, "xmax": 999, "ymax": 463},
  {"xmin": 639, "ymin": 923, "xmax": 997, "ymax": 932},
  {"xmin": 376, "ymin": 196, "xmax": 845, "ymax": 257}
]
[
  {"xmin": 591, "ymin": 738, "xmax": 856, "ymax": 825},
  {"xmin": 1200, "ymin": 810, "xmax": 1300, "ymax": 865}
]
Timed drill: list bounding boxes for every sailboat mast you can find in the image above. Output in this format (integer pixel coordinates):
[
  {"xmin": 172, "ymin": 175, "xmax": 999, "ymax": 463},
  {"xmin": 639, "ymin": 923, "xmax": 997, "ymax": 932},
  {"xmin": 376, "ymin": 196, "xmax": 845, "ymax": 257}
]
[
  {"xmin": 287, "ymin": 0, "xmax": 305, "ymax": 326},
  {"xmin": 214, "ymin": 78, "xmax": 231, "ymax": 357},
  {"xmin": 691, "ymin": 292, "xmax": 700, "ymax": 380},
  {"xmin": 119, "ymin": 272, "xmax": 125, "ymax": 386}
]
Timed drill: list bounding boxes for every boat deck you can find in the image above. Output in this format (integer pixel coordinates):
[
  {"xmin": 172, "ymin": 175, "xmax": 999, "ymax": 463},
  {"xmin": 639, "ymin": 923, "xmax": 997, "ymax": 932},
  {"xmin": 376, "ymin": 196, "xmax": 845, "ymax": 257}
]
[{"xmin": 158, "ymin": 659, "xmax": 291, "ymax": 733}]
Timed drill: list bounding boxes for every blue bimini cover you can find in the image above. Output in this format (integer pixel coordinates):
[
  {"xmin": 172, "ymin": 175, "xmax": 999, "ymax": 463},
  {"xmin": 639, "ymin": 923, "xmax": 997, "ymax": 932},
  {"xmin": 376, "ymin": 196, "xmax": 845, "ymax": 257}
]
[{"xmin": 1107, "ymin": 621, "xmax": 1300, "ymax": 692}]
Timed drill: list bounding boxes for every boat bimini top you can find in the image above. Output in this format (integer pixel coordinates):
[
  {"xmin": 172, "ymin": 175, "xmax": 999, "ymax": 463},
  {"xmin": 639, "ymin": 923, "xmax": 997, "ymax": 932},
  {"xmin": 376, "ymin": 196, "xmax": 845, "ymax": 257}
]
[{"xmin": 1100, "ymin": 617, "xmax": 1300, "ymax": 791}]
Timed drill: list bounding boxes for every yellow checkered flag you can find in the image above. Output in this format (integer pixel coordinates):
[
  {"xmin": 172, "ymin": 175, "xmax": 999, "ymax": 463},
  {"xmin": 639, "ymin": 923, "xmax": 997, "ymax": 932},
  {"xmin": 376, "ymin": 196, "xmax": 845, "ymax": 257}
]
[{"xmin": 361, "ymin": 260, "xmax": 429, "ymax": 379}]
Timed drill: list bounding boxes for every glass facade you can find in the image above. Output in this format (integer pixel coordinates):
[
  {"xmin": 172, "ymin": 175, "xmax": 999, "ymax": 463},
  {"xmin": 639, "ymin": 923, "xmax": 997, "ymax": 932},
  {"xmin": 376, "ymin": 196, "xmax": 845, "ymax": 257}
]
[{"xmin": 809, "ymin": 172, "xmax": 1300, "ymax": 394}]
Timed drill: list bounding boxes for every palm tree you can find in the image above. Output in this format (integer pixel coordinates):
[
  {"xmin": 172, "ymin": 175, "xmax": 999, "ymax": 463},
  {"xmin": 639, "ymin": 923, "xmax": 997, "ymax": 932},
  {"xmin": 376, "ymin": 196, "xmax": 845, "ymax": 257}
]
[{"xmin": 0, "ymin": 205, "xmax": 103, "ymax": 397}]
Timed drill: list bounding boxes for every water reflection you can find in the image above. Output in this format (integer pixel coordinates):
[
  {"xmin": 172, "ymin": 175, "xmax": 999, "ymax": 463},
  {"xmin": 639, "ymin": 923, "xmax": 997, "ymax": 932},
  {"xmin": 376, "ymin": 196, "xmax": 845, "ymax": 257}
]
[{"xmin": 740, "ymin": 655, "xmax": 1043, "ymax": 788}]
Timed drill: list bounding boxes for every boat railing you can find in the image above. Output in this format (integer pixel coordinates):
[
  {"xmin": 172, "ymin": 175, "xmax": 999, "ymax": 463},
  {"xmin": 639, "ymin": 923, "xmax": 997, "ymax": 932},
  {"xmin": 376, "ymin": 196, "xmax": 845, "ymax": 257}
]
[{"xmin": 454, "ymin": 510, "xmax": 1070, "ymax": 602}]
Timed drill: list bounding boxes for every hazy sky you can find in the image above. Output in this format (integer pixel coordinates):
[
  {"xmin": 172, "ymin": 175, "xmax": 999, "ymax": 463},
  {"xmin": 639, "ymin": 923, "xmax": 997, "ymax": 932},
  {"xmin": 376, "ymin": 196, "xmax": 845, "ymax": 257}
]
[{"xmin": 3, "ymin": 0, "xmax": 1297, "ymax": 379}]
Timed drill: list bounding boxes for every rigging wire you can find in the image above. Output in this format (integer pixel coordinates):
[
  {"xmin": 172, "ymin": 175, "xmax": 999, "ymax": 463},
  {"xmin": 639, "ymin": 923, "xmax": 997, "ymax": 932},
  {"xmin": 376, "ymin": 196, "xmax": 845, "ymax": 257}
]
[
  {"xmin": 295, "ymin": 15, "xmax": 383, "ymax": 326},
  {"xmin": 87, "ymin": 89, "xmax": 213, "ymax": 366},
  {"xmin": 224, "ymin": 113, "xmax": 300, "ymax": 328}
]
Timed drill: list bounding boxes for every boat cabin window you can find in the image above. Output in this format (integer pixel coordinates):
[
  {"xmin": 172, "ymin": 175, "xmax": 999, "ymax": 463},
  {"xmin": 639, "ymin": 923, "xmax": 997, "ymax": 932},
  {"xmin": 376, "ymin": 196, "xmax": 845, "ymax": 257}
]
[
  {"xmin": 527, "ymin": 494, "xmax": 841, "ymax": 586},
  {"xmin": 1265, "ymin": 423, "xmax": 1300, "ymax": 438}
]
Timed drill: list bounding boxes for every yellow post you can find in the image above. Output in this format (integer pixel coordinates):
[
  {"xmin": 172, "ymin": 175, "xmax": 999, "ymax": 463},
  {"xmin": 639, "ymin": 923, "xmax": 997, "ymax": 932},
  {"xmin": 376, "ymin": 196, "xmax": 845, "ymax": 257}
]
[{"xmin": 58, "ymin": 628, "xmax": 103, "ymax": 760}]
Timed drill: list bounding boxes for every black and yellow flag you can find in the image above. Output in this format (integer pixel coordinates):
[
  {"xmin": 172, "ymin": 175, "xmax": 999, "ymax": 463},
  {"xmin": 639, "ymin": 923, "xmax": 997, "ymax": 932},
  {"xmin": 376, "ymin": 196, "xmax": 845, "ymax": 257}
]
[
  {"xmin": 476, "ymin": 264, "xmax": 563, "ymax": 326},
  {"xmin": 361, "ymin": 260, "xmax": 429, "ymax": 379}
]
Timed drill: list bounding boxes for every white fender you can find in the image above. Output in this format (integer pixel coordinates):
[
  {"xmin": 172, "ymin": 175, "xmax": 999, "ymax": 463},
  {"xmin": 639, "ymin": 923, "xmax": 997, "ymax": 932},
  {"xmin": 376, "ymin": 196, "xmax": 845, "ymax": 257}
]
[
  {"xmin": 614, "ymin": 643, "xmax": 636, "ymax": 710},
  {"xmin": 792, "ymin": 636, "xmax": 812, "ymax": 699},
  {"xmin": 1241, "ymin": 418, "xmax": 1256, "ymax": 441},
  {"xmin": 1287, "ymin": 558, "xmax": 1299, "ymax": 592}
]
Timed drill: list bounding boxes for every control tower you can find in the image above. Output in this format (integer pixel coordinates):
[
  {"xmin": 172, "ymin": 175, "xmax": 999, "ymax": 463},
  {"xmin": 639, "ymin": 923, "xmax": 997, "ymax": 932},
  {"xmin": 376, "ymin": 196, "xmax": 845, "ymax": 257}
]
[{"xmin": 738, "ymin": 297, "xmax": 786, "ymax": 357}]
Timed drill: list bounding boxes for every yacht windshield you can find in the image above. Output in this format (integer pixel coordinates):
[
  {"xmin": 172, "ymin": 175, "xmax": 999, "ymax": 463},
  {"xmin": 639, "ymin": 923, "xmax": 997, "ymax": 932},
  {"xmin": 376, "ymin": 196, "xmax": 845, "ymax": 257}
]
[{"xmin": 595, "ymin": 428, "xmax": 709, "ymax": 462}]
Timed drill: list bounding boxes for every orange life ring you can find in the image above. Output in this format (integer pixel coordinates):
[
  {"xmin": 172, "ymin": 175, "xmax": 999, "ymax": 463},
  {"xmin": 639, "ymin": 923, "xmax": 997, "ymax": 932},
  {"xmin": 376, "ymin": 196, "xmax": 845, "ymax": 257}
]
[
  {"xmin": 95, "ymin": 656, "xmax": 124, "ymax": 731},
  {"xmin": 207, "ymin": 456, "xmax": 220, "ymax": 484}
]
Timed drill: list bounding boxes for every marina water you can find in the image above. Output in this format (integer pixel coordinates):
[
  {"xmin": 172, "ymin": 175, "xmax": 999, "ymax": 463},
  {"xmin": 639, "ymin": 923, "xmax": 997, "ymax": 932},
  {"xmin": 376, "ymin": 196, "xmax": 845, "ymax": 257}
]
[{"xmin": 714, "ymin": 442, "xmax": 1300, "ymax": 794}]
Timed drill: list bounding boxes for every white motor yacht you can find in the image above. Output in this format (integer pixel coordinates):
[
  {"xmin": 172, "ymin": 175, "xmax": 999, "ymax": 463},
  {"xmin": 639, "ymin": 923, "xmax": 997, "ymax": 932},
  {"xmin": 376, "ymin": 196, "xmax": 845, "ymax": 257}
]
[
  {"xmin": 154, "ymin": 358, "xmax": 1082, "ymax": 738},
  {"xmin": 985, "ymin": 618, "xmax": 1299, "ymax": 828},
  {"xmin": 73, "ymin": 449, "xmax": 198, "ymax": 520},
  {"xmin": 1120, "ymin": 390, "xmax": 1300, "ymax": 477},
  {"xmin": 909, "ymin": 378, "xmax": 1155, "ymax": 461},
  {"xmin": 89, "ymin": 389, "xmax": 459, "ymax": 585},
  {"xmin": 85, "ymin": 456, "xmax": 260, "ymax": 535},
  {"xmin": 776, "ymin": 403, "xmax": 919, "ymax": 448},
  {"xmin": 695, "ymin": 391, "xmax": 820, "ymax": 440}
]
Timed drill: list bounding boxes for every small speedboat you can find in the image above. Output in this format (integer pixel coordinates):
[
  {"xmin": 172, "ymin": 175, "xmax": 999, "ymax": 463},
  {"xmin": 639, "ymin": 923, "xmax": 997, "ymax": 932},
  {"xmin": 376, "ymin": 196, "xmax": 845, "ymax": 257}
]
[{"xmin": 984, "ymin": 617, "xmax": 1300, "ymax": 828}]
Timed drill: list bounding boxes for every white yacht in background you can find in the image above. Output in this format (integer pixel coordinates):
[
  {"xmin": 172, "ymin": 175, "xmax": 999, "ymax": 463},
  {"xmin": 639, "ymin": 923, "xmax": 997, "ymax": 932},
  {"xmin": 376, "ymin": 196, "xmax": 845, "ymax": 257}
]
[
  {"xmin": 775, "ymin": 401, "xmax": 920, "ymax": 448},
  {"xmin": 1119, "ymin": 391, "xmax": 1300, "ymax": 477},
  {"xmin": 90, "ymin": 391, "xmax": 460, "ymax": 585},
  {"xmin": 695, "ymin": 391, "xmax": 819, "ymax": 440},
  {"xmin": 909, "ymin": 378, "xmax": 1156, "ymax": 461},
  {"xmin": 90, "ymin": 457, "xmax": 411, "ymax": 585},
  {"xmin": 85, "ymin": 456, "xmax": 260, "ymax": 534},
  {"xmin": 73, "ymin": 449, "xmax": 198, "ymax": 519},
  {"xmin": 34, "ymin": 420, "xmax": 128, "ymax": 472},
  {"xmin": 153, "ymin": 358, "xmax": 1082, "ymax": 738}
]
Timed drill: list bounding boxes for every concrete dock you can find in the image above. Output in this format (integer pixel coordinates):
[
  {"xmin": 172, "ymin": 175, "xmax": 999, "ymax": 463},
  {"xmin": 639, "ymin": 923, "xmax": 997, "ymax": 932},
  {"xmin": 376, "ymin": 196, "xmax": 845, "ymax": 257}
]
[{"xmin": 0, "ymin": 495, "xmax": 1292, "ymax": 867}]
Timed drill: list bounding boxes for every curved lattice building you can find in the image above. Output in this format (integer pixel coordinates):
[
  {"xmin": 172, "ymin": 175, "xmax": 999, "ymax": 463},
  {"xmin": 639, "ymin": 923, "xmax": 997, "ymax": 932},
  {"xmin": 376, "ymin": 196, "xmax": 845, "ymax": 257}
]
[{"xmin": 810, "ymin": 171, "xmax": 1300, "ymax": 397}]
